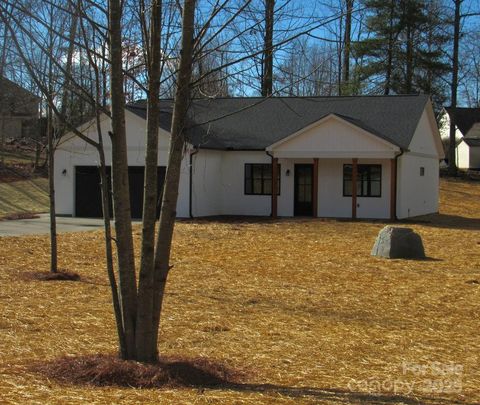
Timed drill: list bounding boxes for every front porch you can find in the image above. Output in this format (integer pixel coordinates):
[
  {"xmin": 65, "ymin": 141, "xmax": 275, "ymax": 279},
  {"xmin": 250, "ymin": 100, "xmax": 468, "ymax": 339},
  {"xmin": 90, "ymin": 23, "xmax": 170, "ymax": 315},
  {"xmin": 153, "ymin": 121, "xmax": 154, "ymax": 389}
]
[
  {"xmin": 270, "ymin": 157, "xmax": 397, "ymax": 220},
  {"xmin": 266, "ymin": 112, "xmax": 401, "ymax": 220}
]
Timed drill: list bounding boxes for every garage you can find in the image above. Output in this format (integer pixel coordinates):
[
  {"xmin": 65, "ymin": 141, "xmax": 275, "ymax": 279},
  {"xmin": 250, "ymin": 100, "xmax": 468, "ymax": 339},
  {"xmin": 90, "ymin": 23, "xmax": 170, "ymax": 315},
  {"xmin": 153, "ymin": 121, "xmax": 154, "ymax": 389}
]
[{"xmin": 75, "ymin": 166, "xmax": 166, "ymax": 218}]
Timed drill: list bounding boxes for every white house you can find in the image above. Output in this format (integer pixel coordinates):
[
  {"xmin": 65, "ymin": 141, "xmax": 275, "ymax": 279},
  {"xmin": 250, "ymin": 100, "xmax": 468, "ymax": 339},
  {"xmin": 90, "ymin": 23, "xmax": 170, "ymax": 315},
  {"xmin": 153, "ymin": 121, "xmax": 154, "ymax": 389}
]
[
  {"xmin": 441, "ymin": 108, "xmax": 480, "ymax": 170},
  {"xmin": 55, "ymin": 95, "xmax": 444, "ymax": 220}
]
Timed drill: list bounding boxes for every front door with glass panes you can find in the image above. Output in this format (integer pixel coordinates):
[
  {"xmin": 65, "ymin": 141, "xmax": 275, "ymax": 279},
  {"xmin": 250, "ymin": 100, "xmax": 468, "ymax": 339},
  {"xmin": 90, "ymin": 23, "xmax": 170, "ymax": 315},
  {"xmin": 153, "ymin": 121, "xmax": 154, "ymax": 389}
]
[{"xmin": 294, "ymin": 164, "xmax": 314, "ymax": 216}]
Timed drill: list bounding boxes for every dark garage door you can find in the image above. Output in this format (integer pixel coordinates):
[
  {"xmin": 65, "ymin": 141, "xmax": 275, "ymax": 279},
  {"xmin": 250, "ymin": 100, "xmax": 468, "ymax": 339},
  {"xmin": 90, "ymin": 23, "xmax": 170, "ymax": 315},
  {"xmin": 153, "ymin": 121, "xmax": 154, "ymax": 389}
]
[{"xmin": 75, "ymin": 166, "xmax": 166, "ymax": 218}]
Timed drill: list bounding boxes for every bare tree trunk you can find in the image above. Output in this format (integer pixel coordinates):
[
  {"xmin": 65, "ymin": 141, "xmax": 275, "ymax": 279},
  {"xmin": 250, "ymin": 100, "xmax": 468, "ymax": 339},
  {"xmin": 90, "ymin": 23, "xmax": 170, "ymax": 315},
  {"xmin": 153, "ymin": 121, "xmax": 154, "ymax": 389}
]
[
  {"xmin": 405, "ymin": 20, "xmax": 413, "ymax": 93},
  {"xmin": 98, "ymin": 144, "xmax": 127, "ymax": 358},
  {"xmin": 47, "ymin": 107, "xmax": 57, "ymax": 273},
  {"xmin": 342, "ymin": 0, "xmax": 354, "ymax": 93},
  {"xmin": 0, "ymin": 10, "xmax": 10, "ymax": 168},
  {"xmin": 34, "ymin": 131, "xmax": 41, "ymax": 170},
  {"xmin": 46, "ymin": 2, "xmax": 57, "ymax": 274},
  {"xmin": 338, "ymin": 10, "xmax": 343, "ymax": 95},
  {"xmin": 77, "ymin": 2, "xmax": 127, "ymax": 358},
  {"xmin": 108, "ymin": 0, "xmax": 137, "ymax": 360},
  {"xmin": 448, "ymin": 0, "xmax": 462, "ymax": 176},
  {"xmin": 151, "ymin": 0, "xmax": 197, "ymax": 357},
  {"xmin": 59, "ymin": 1, "xmax": 79, "ymax": 134},
  {"xmin": 136, "ymin": 0, "xmax": 162, "ymax": 363},
  {"xmin": 262, "ymin": 0, "xmax": 274, "ymax": 96},
  {"xmin": 385, "ymin": 0, "xmax": 395, "ymax": 95},
  {"xmin": 0, "ymin": 116, "xmax": 5, "ymax": 168}
]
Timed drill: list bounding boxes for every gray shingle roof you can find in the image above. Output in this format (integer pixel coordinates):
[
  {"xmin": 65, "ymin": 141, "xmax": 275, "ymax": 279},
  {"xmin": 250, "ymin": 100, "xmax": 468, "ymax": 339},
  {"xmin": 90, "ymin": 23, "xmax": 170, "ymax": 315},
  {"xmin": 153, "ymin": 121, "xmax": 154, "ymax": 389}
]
[
  {"xmin": 464, "ymin": 138, "xmax": 480, "ymax": 147},
  {"xmin": 127, "ymin": 95, "xmax": 430, "ymax": 150},
  {"xmin": 0, "ymin": 77, "xmax": 40, "ymax": 100},
  {"xmin": 445, "ymin": 107, "xmax": 480, "ymax": 137}
]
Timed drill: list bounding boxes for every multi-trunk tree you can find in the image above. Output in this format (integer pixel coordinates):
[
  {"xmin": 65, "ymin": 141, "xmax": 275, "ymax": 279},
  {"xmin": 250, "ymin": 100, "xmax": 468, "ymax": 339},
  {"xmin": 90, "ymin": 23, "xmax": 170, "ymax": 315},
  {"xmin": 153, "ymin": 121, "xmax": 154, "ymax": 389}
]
[
  {"xmin": 4, "ymin": 0, "xmax": 479, "ymax": 365},
  {"xmin": 448, "ymin": 0, "xmax": 462, "ymax": 175}
]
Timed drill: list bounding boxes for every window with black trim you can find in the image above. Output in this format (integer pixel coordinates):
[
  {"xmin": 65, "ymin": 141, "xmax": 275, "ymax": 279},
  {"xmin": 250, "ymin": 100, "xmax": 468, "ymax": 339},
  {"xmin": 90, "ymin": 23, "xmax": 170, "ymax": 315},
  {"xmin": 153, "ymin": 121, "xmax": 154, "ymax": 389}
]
[
  {"xmin": 244, "ymin": 163, "xmax": 281, "ymax": 195},
  {"xmin": 420, "ymin": 167, "xmax": 425, "ymax": 176},
  {"xmin": 343, "ymin": 164, "xmax": 381, "ymax": 197}
]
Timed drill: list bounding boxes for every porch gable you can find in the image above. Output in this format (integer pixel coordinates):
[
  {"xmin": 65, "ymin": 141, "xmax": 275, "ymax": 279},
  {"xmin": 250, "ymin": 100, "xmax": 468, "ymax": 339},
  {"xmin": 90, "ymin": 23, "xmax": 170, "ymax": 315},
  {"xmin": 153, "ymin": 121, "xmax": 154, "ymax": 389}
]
[{"xmin": 266, "ymin": 113, "xmax": 400, "ymax": 158}]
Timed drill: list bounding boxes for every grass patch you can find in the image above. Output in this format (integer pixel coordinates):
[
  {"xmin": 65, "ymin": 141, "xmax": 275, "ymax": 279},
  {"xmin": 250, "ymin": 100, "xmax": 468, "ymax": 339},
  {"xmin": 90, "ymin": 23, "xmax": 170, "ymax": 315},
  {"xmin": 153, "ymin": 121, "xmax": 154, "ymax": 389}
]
[
  {"xmin": 1, "ymin": 149, "xmax": 37, "ymax": 165},
  {"xmin": 0, "ymin": 177, "xmax": 48, "ymax": 217},
  {"xmin": 0, "ymin": 178, "xmax": 479, "ymax": 404}
]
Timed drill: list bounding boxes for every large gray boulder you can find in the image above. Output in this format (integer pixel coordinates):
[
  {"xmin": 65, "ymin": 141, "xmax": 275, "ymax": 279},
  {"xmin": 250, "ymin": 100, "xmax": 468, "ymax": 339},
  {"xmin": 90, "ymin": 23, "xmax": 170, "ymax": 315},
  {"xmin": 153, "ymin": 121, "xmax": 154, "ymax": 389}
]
[{"xmin": 371, "ymin": 226, "xmax": 425, "ymax": 259}]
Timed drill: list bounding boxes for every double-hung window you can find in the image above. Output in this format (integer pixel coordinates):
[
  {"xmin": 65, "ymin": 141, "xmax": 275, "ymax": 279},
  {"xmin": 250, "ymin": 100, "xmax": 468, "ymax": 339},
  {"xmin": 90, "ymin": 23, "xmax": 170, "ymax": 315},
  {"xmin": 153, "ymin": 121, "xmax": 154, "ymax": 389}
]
[
  {"xmin": 343, "ymin": 164, "xmax": 381, "ymax": 197},
  {"xmin": 245, "ymin": 163, "xmax": 281, "ymax": 195}
]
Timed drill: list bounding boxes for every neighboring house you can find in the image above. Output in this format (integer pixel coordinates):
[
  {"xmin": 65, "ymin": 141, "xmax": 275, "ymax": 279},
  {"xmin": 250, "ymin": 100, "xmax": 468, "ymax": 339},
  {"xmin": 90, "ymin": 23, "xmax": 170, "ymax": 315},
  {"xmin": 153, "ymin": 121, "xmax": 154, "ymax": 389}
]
[
  {"xmin": 55, "ymin": 94, "xmax": 443, "ymax": 220},
  {"xmin": 442, "ymin": 107, "xmax": 480, "ymax": 170},
  {"xmin": 0, "ymin": 77, "xmax": 40, "ymax": 139}
]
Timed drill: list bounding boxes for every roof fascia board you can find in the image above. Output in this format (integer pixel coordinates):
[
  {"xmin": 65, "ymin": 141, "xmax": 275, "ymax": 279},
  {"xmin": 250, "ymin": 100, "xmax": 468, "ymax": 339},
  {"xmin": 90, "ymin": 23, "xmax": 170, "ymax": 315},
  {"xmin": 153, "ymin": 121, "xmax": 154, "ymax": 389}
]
[
  {"xmin": 272, "ymin": 150, "xmax": 399, "ymax": 159},
  {"xmin": 422, "ymin": 100, "xmax": 445, "ymax": 159},
  {"xmin": 58, "ymin": 112, "xmax": 110, "ymax": 147},
  {"xmin": 195, "ymin": 147, "xmax": 266, "ymax": 151}
]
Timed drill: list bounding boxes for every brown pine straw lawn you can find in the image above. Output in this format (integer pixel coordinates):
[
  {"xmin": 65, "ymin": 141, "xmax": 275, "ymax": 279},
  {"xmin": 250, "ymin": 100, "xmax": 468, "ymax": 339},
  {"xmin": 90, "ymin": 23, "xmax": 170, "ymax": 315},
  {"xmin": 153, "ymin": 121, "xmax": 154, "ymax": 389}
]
[{"xmin": 0, "ymin": 177, "xmax": 479, "ymax": 404}]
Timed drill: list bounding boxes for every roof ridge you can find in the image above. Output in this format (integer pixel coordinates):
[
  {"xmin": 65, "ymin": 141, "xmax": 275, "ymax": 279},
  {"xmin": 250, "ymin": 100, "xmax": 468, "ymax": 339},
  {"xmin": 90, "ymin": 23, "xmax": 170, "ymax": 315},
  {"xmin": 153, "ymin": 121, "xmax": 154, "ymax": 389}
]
[
  {"xmin": 129, "ymin": 94, "xmax": 427, "ymax": 104},
  {"xmin": 188, "ymin": 94, "xmax": 426, "ymax": 100}
]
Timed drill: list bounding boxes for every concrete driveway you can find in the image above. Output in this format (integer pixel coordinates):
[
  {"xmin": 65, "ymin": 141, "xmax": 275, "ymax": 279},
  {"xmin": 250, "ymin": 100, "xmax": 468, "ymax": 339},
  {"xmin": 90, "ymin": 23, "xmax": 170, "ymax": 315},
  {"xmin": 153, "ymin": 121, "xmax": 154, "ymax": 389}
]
[{"xmin": 0, "ymin": 214, "xmax": 111, "ymax": 237}]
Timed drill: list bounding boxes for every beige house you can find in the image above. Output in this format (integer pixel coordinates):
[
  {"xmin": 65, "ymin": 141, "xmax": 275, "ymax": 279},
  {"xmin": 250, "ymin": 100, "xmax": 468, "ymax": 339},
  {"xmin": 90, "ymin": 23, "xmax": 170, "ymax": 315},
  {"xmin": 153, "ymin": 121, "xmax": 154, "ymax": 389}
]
[{"xmin": 0, "ymin": 77, "xmax": 40, "ymax": 139}]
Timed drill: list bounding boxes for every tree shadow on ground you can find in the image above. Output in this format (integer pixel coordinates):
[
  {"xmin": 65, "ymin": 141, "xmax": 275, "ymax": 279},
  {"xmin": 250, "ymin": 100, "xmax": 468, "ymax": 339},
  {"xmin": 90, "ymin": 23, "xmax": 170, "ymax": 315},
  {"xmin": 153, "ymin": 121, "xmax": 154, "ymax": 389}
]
[
  {"xmin": 31, "ymin": 354, "xmax": 473, "ymax": 404},
  {"xmin": 401, "ymin": 214, "xmax": 480, "ymax": 231},
  {"xmin": 221, "ymin": 383, "xmax": 470, "ymax": 405},
  {"xmin": 179, "ymin": 214, "xmax": 480, "ymax": 232}
]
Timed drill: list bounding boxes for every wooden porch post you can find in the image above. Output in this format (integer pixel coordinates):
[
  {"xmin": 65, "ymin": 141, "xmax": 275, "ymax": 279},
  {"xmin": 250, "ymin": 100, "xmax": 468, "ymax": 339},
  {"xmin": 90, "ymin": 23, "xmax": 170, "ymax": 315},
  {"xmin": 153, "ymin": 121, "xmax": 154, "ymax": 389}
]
[
  {"xmin": 390, "ymin": 158, "xmax": 396, "ymax": 221},
  {"xmin": 313, "ymin": 158, "xmax": 319, "ymax": 217},
  {"xmin": 272, "ymin": 157, "xmax": 278, "ymax": 218},
  {"xmin": 352, "ymin": 158, "xmax": 358, "ymax": 219}
]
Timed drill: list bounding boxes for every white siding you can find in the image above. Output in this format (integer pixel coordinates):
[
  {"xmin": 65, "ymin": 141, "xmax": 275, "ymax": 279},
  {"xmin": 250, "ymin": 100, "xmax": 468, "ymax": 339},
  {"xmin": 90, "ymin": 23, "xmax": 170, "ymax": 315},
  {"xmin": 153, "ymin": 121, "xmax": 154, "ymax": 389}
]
[
  {"xmin": 271, "ymin": 115, "xmax": 399, "ymax": 158},
  {"xmin": 221, "ymin": 151, "xmax": 271, "ymax": 216},
  {"xmin": 277, "ymin": 158, "xmax": 305, "ymax": 216},
  {"xmin": 54, "ymin": 148, "xmax": 75, "ymax": 216},
  {"xmin": 276, "ymin": 158, "xmax": 391, "ymax": 218},
  {"xmin": 457, "ymin": 142, "xmax": 480, "ymax": 170},
  {"xmin": 191, "ymin": 150, "xmax": 271, "ymax": 217},
  {"xmin": 397, "ymin": 154, "xmax": 439, "ymax": 218},
  {"xmin": 456, "ymin": 141, "xmax": 470, "ymax": 169},
  {"xmin": 397, "ymin": 109, "xmax": 441, "ymax": 219},
  {"xmin": 177, "ymin": 156, "xmax": 191, "ymax": 218},
  {"xmin": 54, "ymin": 111, "xmax": 191, "ymax": 217},
  {"xmin": 191, "ymin": 149, "xmax": 223, "ymax": 216},
  {"xmin": 192, "ymin": 155, "xmax": 391, "ymax": 219},
  {"xmin": 352, "ymin": 159, "xmax": 391, "ymax": 219},
  {"xmin": 439, "ymin": 112, "xmax": 463, "ymax": 142},
  {"xmin": 408, "ymin": 110, "xmax": 441, "ymax": 155}
]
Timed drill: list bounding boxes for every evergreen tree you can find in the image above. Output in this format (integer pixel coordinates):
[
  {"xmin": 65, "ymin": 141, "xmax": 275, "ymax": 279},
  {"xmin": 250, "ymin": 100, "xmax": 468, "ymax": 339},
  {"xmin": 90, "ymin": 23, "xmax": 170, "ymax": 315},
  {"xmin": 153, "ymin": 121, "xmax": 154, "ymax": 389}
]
[{"xmin": 354, "ymin": 0, "xmax": 449, "ymax": 109}]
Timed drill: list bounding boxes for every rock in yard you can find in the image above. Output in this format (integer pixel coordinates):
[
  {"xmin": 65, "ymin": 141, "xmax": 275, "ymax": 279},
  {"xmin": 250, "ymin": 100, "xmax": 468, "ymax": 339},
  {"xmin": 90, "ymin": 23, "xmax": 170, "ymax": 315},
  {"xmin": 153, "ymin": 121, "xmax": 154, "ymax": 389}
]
[{"xmin": 371, "ymin": 226, "xmax": 425, "ymax": 259}]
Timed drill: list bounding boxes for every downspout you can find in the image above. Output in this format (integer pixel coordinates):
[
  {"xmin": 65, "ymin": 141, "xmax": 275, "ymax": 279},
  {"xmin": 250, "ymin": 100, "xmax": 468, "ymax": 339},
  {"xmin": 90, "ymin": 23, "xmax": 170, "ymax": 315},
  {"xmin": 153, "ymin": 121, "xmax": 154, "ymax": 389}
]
[
  {"xmin": 393, "ymin": 148, "xmax": 405, "ymax": 220},
  {"xmin": 266, "ymin": 150, "xmax": 274, "ymax": 217},
  {"xmin": 189, "ymin": 146, "xmax": 199, "ymax": 219}
]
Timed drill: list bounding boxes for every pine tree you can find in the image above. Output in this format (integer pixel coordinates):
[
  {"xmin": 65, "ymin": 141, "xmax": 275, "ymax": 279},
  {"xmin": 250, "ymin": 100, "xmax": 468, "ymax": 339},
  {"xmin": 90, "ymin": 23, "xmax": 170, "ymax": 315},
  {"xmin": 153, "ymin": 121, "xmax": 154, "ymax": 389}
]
[{"xmin": 355, "ymin": 0, "xmax": 449, "ymax": 109}]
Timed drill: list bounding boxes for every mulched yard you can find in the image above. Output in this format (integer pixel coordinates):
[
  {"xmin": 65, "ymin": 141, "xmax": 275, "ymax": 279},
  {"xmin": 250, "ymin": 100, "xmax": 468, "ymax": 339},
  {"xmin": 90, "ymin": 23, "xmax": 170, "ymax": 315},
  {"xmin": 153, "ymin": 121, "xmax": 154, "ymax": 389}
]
[{"xmin": 0, "ymin": 178, "xmax": 479, "ymax": 404}]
